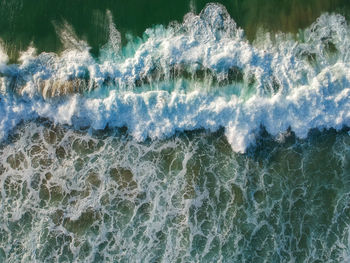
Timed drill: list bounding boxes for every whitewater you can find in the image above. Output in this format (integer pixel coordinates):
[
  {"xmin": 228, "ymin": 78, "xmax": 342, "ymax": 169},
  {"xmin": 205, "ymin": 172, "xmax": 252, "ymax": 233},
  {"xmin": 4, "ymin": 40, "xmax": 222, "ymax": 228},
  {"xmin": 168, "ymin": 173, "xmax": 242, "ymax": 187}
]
[{"xmin": 1, "ymin": 3, "xmax": 350, "ymax": 152}]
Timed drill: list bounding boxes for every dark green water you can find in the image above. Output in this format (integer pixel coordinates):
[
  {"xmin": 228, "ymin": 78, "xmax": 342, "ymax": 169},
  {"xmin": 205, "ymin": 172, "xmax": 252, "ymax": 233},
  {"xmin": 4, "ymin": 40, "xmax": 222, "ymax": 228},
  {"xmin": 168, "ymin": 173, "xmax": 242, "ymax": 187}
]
[
  {"xmin": 1, "ymin": 0, "xmax": 350, "ymax": 60},
  {"xmin": 1, "ymin": 1, "xmax": 350, "ymax": 262}
]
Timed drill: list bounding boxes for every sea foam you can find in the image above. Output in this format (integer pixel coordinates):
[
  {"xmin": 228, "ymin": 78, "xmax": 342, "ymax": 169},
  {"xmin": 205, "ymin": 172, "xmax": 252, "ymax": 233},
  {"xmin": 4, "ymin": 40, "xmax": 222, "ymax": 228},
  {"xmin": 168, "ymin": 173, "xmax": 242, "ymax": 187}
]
[{"xmin": 0, "ymin": 3, "xmax": 350, "ymax": 152}]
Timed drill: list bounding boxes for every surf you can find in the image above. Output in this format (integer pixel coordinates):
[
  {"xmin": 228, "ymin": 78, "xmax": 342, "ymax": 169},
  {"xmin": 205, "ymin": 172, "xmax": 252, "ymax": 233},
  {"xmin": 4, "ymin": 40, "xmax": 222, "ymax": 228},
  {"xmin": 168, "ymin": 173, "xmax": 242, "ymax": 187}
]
[{"xmin": 0, "ymin": 3, "xmax": 350, "ymax": 152}]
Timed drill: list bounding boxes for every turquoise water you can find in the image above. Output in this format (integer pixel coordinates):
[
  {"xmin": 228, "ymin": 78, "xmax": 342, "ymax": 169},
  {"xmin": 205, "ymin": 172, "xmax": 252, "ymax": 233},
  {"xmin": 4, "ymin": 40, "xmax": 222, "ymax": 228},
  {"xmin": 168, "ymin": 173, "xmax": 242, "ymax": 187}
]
[{"xmin": 1, "ymin": 1, "xmax": 350, "ymax": 262}]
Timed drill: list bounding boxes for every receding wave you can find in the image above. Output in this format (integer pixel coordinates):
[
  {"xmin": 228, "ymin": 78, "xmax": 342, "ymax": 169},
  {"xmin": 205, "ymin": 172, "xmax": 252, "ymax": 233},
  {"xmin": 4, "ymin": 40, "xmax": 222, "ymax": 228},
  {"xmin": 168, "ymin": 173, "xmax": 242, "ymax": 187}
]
[{"xmin": 1, "ymin": 3, "xmax": 350, "ymax": 152}]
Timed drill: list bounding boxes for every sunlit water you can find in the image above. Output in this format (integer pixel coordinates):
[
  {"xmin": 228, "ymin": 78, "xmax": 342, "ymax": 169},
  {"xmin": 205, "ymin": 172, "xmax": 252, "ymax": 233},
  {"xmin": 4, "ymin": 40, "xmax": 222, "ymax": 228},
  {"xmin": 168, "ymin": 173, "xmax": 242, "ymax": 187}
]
[
  {"xmin": 1, "ymin": 2, "xmax": 350, "ymax": 262},
  {"xmin": 1, "ymin": 122, "xmax": 350, "ymax": 262}
]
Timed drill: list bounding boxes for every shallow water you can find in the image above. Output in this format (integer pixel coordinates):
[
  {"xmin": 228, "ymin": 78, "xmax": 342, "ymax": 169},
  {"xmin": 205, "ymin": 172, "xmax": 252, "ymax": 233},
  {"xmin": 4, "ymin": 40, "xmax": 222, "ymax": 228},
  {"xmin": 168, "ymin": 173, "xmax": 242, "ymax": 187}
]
[
  {"xmin": 1, "ymin": 1, "xmax": 350, "ymax": 262},
  {"xmin": 1, "ymin": 122, "xmax": 350, "ymax": 262}
]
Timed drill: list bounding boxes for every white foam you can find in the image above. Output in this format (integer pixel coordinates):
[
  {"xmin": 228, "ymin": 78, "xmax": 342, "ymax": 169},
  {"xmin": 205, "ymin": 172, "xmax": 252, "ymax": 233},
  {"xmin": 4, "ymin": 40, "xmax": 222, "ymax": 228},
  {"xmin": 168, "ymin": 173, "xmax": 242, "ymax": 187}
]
[
  {"xmin": 1, "ymin": 4, "xmax": 350, "ymax": 152},
  {"xmin": 0, "ymin": 44, "xmax": 8, "ymax": 71}
]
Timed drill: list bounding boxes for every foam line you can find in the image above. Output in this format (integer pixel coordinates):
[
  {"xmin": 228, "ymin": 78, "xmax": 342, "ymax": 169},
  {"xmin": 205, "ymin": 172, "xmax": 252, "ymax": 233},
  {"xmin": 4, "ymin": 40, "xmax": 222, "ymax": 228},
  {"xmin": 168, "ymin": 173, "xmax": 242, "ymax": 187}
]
[{"xmin": 0, "ymin": 4, "xmax": 350, "ymax": 152}]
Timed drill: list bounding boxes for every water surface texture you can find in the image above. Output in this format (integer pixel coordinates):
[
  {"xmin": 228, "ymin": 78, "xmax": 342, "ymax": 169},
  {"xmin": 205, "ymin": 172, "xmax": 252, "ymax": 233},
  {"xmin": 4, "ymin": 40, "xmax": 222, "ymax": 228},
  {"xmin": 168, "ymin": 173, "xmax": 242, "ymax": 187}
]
[
  {"xmin": 1, "ymin": 0, "xmax": 350, "ymax": 59},
  {"xmin": 1, "ymin": 1, "xmax": 350, "ymax": 262}
]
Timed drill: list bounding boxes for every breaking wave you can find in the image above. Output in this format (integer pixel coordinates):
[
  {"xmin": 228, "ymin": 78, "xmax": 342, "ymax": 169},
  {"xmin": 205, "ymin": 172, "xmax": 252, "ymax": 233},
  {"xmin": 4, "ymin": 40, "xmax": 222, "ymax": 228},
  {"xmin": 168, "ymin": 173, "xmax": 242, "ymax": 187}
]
[{"xmin": 1, "ymin": 3, "xmax": 350, "ymax": 152}]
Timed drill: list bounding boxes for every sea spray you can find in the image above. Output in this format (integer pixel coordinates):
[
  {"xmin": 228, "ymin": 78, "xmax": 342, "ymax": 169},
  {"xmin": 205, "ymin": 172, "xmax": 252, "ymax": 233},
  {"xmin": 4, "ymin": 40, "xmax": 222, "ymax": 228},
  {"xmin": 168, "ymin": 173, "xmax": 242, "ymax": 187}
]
[
  {"xmin": 1, "ymin": 3, "xmax": 350, "ymax": 262},
  {"xmin": 0, "ymin": 4, "xmax": 350, "ymax": 152}
]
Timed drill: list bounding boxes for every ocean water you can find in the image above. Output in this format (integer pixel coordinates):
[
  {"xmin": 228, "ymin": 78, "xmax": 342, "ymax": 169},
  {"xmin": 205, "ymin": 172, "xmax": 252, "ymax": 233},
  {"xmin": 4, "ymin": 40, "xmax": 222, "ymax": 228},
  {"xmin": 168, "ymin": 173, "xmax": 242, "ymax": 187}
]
[{"xmin": 1, "ymin": 1, "xmax": 350, "ymax": 262}]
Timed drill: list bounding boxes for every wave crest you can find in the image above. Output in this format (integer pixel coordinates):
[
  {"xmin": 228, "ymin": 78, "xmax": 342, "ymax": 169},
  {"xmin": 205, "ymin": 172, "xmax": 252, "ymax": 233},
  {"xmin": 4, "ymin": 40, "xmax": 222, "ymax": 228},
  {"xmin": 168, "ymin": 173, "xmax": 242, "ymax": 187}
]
[{"xmin": 0, "ymin": 3, "xmax": 350, "ymax": 152}]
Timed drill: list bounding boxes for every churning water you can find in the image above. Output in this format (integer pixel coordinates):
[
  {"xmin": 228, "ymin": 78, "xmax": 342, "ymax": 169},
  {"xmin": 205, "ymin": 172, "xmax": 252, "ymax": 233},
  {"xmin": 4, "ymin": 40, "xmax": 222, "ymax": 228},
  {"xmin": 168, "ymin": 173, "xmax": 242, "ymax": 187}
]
[{"xmin": 1, "ymin": 2, "xmax": 350, "ymax": 262}]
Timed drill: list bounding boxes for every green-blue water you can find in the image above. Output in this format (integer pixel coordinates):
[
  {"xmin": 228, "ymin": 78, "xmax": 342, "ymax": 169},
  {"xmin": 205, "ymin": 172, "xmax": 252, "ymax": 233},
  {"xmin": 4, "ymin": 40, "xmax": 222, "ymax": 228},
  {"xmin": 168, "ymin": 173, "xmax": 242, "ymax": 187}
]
[
  {"xmin": 2, "ymin": 123, "xmax": 350, "ymax": 262},
  {"xmin": 1, "ymin": 1, "xmax": 350, "ymax": 262},
  {"xmin": 1, "ymin": 0, "xmax": 350, "ymax": 60}
]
